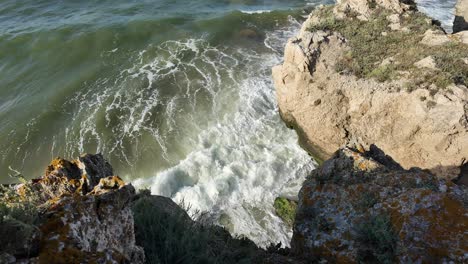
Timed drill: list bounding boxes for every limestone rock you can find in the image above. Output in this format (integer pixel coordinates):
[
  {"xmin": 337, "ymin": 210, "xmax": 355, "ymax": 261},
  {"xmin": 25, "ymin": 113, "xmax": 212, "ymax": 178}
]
[
  {"xmin": 272, "ymin": 9, "xmax": 468, "ymax": 179},
  {"xmin": 292, "ymin": 146, "xmax": 468, "ymax": 262},
  {"xmin": 452, "ymin": 30, "xmax": 468, "ymax": 44},
  {"xmin": 38, "ymin": 184, "xmax": 145, "ymax": 263},
  {"xmin": 414, "ymin": 56, "xmax": 437, "ymax": 69},
  {"xmin": 453, "ymin": 0, "xmax": 468, "ymax": 33},
  {"xmin": 6, "ymin": 155, "xmax": 145, "ymax": 263},
  {"xmin": 420, "ymin": 29, "xmax": 450, "ymax": 46}
]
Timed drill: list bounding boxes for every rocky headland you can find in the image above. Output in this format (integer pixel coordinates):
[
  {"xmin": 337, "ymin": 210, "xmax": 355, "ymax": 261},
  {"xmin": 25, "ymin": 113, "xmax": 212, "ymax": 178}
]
[
  {"xmin": 1, "ymin": 0, "xmax": 468, "ymax": 263},
  {"xmin": 273, "ymin": 0, "xmax": 468, "ymax": 180}
]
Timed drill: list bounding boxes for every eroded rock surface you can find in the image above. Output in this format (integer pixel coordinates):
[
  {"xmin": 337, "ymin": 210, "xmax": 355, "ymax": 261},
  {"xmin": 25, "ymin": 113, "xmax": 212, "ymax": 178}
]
[
  {"xmin": 5, "ymin": 154, "xmax": 144, "ymax": 264},
  {"xmin": 272, "ymin": 1, "xmax": 468, "ymax": 179},
  {"xmin": 292, "ymin": 146, "xmax": 468, "ymax": 263}
]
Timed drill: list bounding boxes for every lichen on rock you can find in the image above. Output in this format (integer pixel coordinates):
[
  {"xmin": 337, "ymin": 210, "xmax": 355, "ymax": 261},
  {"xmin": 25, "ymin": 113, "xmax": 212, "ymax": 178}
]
[
  {"xmin": 292, "ymin": 145, "xmax": 468, "ymax": 263},
  {"xmin": 1, "ymin": 154, "xmax": 144, "ymax": 264}
]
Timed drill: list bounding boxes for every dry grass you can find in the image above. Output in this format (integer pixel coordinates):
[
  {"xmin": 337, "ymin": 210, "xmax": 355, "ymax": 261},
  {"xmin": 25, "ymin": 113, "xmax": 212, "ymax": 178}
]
[{"xmin": 309, "ymin": 6, "xmax": 468, "ymax": 90}]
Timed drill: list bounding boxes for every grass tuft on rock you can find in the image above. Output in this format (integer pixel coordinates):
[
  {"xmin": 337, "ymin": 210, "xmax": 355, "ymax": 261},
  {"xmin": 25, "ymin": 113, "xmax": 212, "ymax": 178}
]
[
  {"xmin": 356, "ymin": 213, "xmax": 398, "ymax": 264},
  {"xmin": 273, "ymin": 197, "xmax": 297, "ymax": 227},
  {"xmin": 309, "ymin": 6, "xmax": 468, "ymax": 90}
]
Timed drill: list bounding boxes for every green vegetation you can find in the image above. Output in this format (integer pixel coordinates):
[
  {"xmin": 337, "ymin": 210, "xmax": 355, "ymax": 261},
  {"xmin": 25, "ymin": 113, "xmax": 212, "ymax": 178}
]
[
  {"xmin": 132, "ymin": 195, "xmax": 263, "ymax": 264},
  {"xmin": 356, "ymin": 213, "xmax": 398, "ymax": 264},
  {"xmin": 309, "ymin": 6, "xmax": 468, "ymax": 90},
  {"xmin": 273, "ymin": 197, "xmax": 297, "ymax": 227}
]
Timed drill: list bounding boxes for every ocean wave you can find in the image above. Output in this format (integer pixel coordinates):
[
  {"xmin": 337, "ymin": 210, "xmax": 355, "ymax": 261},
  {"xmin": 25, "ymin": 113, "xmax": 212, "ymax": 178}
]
[
  {"xmin": 133, "ymin": 17, "xmax": 314, "ymax": 247},
  {"xmin": 239, "ymin": 9, "xmax": 273, "ymax": 14}
]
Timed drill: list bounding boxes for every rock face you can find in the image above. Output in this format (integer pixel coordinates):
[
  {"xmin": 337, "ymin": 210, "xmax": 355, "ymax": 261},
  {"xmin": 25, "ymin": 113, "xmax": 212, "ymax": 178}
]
[
  {"xmin": 454, "ymin": 0, "xmax": 468, "ymax": 33},
  {"xmin": 38, "ymin": 183, "xmax": 144, "ymax": 264},
  {"xmin": 7, "ymin": 154, "xmax": 144, "ymax": 264},
  {"xmin": 272, "ymin": 1, "xmax": 468, "ymax": 179},
  {"xmin": 292, "ymin": 145, "xmax": 468, "ymax": 262}
]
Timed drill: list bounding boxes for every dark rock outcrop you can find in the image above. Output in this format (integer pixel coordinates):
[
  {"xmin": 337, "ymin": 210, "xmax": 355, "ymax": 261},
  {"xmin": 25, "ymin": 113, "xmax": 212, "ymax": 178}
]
[
  {"xmin": 292, "ymin": 146, "xmax": 468, "ymax": 263},
  {"xmin": 454, "ymin": 0, "xmax": 468, "ymax": 33}
]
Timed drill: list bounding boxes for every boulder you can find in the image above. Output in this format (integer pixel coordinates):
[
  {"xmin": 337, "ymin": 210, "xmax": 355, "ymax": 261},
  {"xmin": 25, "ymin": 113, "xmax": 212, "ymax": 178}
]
[
  {"xmin": 8, "ymin": 155, "xmax": 145, "ymax": 263},
  {"xmin": 414, "ymin": 56, "xmax": 437, "ymax": 69},
  {"xmin": 292, "ymin": 146, "xmax": 468, "ymax": 262},
  {"xmin": 420, "ymin": 29, "xmax": 450, "ymax": 46},
  {"xmin": 38, "ymin": 184, "xmax": 144, "ymax": 264},
  {"xmin": 453, "ymin": 0, "xmax": 468, "ymax": 33},
  {"xmin": 75, "ymin": 153, "xmax": 114, "ymax": 190}
]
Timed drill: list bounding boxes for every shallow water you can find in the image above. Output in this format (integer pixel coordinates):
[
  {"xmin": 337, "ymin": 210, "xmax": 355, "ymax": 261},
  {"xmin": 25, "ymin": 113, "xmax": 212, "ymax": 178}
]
[{"xmin": 0, "ymin": 0, "xmax": 456, "ymax": 247}]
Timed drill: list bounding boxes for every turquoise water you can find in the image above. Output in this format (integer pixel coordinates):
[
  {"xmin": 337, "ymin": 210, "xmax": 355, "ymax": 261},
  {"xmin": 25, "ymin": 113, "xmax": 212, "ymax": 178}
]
[{"xmin": 0, "ymin": 0, "xmax": 456, "ymax": 246}]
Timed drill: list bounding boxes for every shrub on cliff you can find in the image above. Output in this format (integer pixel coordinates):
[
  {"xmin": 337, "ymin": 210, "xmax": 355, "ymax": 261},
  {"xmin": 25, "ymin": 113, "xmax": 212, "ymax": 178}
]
[
  {"xmin": 132, "ymin": 194, "xmax": 263, "ymax": 264},
  {"xmin": 356, "ymin": 213, "xmax": 398, "ymax": 264},
  {"xmin": 0, "ymin": 185, "xmax": 40, "ymax": 259},
  {"xmin": 273, "ymin": 197, "xmax": 297, "ymax": 227}
]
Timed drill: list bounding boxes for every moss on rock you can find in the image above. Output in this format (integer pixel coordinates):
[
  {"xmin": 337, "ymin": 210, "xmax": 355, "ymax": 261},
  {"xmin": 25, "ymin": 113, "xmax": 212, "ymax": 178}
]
[{"xmin": 273, "ymin": 197, "xmax": 297, "ymax": 227}]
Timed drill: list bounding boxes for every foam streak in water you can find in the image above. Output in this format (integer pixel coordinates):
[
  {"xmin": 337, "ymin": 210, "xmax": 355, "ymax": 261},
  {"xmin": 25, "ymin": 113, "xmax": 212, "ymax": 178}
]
[{"xmin": 134, "ymin": 18, "xmax": 315, "ymax": 247}]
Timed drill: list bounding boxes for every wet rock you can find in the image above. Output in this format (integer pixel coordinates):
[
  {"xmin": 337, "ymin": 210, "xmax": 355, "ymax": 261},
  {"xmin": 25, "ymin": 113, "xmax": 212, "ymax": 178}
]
[
  {"xmin": 273, "ymin": 197, "xmax": 298, "ymax": 227},
  {"xmin": 238, "ymin": 29, "xmax": 261, "ymax": 40},
  {"xmin": 292, "ymin": 146, "xmax": 468, "ymax": 262}
]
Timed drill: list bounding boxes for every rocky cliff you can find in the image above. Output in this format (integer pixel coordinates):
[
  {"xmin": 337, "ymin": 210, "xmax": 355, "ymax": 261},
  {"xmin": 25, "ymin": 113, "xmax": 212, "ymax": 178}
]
[
  {"xmin": 0, "ymin": 154, "xmax": 145, "ymax": 263},
  {"xmin": 2, "ymin": 1, "xmax": 468, "ymax": 263},
  {"xmin": 273, "ymin": 0, "xmax": 468, "ymax": 262},
  {"xmin": 272, "ymin": 0, "xmax": 468, "ymax": 180}
]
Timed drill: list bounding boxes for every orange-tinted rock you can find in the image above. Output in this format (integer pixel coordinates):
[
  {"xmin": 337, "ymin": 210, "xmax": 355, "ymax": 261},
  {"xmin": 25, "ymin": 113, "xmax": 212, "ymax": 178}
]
[
  {"xmin": 18, "ymin": 154, "xmax": 116, "ymax": 203},
  {"xmin": 6, "ymin": 154, "xmax": 144, "ymax": 263},
  {"xmin": 38, "ymin": 184, "xmax": 144, "ymax": 264},
  {"xmin": 90, "ymin": 176, "xmax": 126, "ymax": 195},
  {"xmin": 45, "ymin": 158, "xmax": 81, "ymax": 180}
]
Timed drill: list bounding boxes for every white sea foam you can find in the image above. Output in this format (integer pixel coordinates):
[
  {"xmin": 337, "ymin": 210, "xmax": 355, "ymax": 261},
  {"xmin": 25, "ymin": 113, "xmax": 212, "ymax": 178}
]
[
  {"xmin": 134, "ymin": 17, "xmax": 314, "ymax": 247},
  {"xmin": 52, "ymin": 0, "xmax": 459, "ymax": 249},
  {"xmin": 239, "ymin": 9, "xmax": 273, "ymax": 14}
]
